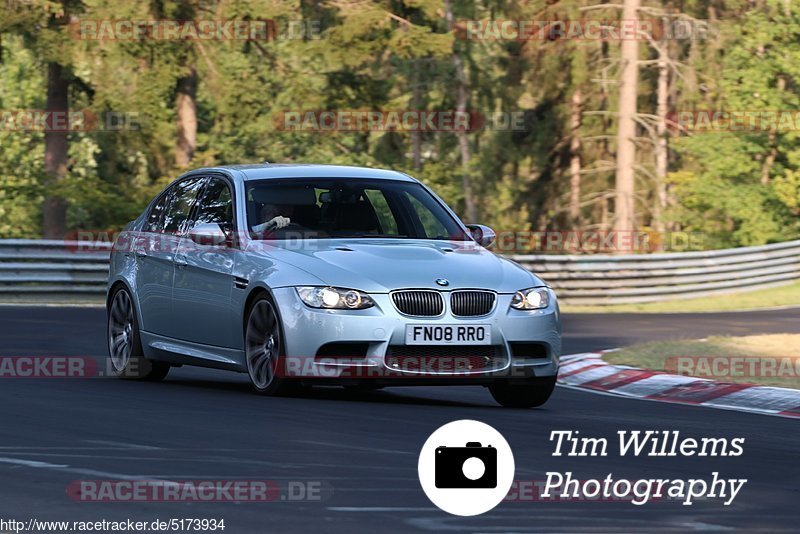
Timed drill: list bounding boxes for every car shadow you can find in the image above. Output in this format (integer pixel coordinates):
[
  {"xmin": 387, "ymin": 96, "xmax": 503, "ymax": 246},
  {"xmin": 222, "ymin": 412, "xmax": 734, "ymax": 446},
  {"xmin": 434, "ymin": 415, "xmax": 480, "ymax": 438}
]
[{"xmin": 157, "ymin": 373, "xmax": 495, "ymax": 408}]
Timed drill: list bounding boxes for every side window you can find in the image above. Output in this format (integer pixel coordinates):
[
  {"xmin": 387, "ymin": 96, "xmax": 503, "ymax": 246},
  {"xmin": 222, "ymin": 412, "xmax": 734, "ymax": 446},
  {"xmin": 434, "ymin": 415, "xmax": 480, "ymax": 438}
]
[
  {"xmin": 146, "ymin": 193, "xmax": 169, "ymax": 232},
  {"xmin": 193, "ymin": 178, "xmax": 234, "ymax": 231},
  {"xmin": 162, "ymin": 178, "xmax": 204, "ymax": 235}
]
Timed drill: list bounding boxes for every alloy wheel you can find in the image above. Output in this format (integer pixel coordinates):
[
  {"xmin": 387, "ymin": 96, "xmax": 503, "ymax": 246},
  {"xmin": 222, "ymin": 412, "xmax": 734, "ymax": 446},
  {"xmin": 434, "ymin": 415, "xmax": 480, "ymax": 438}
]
[
  {"xmin": 245, "ymin": 299, "xmax": 282, "ymax": 390},
  {"xmin": 108, "ymin": 289, "xmax": 135, "ymax": 373}
]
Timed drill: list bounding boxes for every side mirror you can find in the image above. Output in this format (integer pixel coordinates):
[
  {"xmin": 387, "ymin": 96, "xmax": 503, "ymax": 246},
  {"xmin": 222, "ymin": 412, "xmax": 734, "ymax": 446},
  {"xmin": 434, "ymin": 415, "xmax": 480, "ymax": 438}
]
[
  {"xmin": 466, "ymin": 224, "xmax": 496, "ymax": 247},
  {"xmin": 188, "ymin": 222, "xmax": 227, "ymax": 246}
]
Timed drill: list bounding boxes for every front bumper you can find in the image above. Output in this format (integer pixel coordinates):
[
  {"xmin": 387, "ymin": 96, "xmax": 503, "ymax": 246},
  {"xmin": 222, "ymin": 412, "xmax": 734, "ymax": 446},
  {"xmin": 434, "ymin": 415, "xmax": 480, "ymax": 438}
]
[{"xmin": 272, "ymin": 287, "xmax": 561, "ymax": 383}]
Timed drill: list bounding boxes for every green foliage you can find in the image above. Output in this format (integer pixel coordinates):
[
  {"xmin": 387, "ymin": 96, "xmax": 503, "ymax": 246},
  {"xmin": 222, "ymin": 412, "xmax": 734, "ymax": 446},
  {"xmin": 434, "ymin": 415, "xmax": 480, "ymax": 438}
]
[
  {"xmin": 669, "ymin": 0, "xmax": 800, "ymax": 246},
  {"xmin": 0, "ymin": 0, "xmax": 798, "ymax": 248},
  {"xmin": 666, "ymin": 170, "xmax": 785, "ymax": 248},
  {"xmin": 0, "ymin": 36, "xmax": 44, "ymax": 237}
]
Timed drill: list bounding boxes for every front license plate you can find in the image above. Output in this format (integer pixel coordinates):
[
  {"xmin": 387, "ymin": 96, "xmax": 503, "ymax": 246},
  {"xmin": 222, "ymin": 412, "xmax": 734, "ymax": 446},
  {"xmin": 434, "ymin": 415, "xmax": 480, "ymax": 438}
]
[{"xmin": 405, "ymin": 324, "xmax": 492, "ymax": 345}]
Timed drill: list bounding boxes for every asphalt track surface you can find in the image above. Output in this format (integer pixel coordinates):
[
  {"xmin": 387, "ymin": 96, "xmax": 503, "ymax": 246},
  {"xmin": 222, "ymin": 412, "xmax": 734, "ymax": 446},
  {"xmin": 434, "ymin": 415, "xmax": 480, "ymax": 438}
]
[{"xmin": 1, "ymin": 306, "xmax": 799, "ymax": 532}]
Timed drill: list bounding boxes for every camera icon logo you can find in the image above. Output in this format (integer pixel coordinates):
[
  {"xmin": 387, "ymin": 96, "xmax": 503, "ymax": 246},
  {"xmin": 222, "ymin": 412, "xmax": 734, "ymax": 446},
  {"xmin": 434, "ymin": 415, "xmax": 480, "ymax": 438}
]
[
  {"xmin": 435, "ymin": 442, "xmax": 497, "ymax": 489},
  {"xmin": 418, "ymin": 420, "xmax": 515, "ymax": 516}
]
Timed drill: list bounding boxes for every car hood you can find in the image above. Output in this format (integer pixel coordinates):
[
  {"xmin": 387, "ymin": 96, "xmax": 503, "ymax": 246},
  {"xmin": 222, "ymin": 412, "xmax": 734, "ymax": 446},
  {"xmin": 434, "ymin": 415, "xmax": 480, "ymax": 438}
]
[{"xmin": 248, "ymin": 238, "xmax": 543, "ymax": 293}]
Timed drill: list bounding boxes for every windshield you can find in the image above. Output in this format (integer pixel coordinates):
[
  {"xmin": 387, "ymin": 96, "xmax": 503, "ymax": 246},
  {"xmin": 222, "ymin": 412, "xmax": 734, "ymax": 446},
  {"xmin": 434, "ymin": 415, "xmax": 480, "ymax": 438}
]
[{"xmin": 245, "ymin": 178, "xmax": 470, "ymax": 241}]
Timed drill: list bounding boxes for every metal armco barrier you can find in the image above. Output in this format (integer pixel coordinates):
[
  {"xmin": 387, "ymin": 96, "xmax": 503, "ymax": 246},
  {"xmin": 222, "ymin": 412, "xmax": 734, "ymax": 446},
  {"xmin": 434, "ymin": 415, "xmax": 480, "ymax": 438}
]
[
  {"xmin": 0, "ymin": 240, "xmax": 111, "ymax": 301},
  {"xmin": 514, "ymin": 239, "xmax": 800, "ymax": 304},
  {"xmin": 0, "ymin": 238, "xmax": 799, "ymax": 305}
]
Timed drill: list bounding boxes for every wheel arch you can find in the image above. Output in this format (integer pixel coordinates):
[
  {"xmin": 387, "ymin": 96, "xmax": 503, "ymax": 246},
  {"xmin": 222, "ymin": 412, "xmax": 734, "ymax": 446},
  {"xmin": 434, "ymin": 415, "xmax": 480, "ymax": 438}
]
[
  {"xmin": 241, "ymin": 284, "xmax": 283, "ymax": 339},
  {"xmin": 106, "ymin": 277, "xmax": 145, "ymax": 331}
]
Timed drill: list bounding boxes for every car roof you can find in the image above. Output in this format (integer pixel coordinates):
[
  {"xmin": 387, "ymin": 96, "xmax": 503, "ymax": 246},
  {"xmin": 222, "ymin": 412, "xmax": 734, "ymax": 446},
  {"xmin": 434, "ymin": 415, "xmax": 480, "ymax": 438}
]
[{"xmin": 187, "ymin": 163, "xmax": 417, "ymax": 183}]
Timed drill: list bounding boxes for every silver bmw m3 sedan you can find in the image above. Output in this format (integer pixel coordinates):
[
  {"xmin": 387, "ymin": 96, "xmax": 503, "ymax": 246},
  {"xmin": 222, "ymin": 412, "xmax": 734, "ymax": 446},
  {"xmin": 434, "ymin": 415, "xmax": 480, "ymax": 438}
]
[{"xmin": 106, "ymin": 164, "xmax": 561, "ymax": 407}]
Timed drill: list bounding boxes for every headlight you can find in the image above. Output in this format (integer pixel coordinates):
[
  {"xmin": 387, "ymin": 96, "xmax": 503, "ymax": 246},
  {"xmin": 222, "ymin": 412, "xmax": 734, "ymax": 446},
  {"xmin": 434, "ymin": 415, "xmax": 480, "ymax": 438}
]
[
  {"xmin": 297, "ymin": 287, "xmax": 375, "ymax": 310},
  {"xmin": 510, "ymin": 287, "xmax": 550, "ymax": 310}
]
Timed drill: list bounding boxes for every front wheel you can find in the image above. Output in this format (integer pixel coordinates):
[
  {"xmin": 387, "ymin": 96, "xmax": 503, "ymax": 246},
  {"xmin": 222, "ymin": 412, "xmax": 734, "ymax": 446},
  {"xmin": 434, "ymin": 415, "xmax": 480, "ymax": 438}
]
[
  {"xmin": 489, "ymin": 375, "xmax": 557, "ymax": 408},
  {"xmin": 244, "ymin": 295, "xmax": 297, "ymax": 395},
  {"xmin": 107, "ymin": 287, "xmax": 170, "ymax": 381}
]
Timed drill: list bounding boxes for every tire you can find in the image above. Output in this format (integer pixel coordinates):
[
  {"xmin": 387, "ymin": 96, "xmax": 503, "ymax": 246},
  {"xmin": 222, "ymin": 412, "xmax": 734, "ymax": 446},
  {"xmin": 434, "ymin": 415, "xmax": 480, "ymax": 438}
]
[
  {"xmin": 107, "ymin": 287, "xmax": 170, "ymax": 381},
  {"xmin": 489, "ymin": 375, "xmax": 557, "ymax": 408},
  {"xmin": 244, "ymin": 294, "xmax": 297, "ymax": 395}
]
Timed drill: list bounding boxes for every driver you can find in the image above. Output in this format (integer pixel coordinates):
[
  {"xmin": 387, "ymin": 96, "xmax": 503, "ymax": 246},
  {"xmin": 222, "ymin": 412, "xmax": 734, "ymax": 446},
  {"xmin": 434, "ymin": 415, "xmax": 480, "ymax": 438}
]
[{"xmin": 253, "ymin": 203, "xmax": 294, "ymax": 234}]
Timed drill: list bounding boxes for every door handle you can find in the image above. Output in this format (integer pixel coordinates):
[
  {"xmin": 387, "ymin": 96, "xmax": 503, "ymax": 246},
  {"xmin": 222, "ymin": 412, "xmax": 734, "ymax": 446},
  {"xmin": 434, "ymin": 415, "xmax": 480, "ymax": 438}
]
[
  {"xmin": 175, "ymin": 255, "xmax": 188, "ymax": 267},
  {"xmin": 135, "ymin": 250, "xmax": 147, "ymax": 258}
]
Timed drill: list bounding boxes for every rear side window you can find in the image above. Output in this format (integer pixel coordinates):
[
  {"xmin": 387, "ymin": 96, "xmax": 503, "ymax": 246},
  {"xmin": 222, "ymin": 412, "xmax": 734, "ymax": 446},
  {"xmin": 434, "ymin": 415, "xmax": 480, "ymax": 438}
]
[{"xmin": 161, "ymin": 178, "xmax": 205, "ymax": 235}]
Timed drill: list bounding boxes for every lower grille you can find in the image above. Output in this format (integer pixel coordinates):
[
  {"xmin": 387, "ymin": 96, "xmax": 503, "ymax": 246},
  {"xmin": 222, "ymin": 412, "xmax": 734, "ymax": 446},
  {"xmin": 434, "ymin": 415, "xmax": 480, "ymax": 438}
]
[
  {"xmin": 451, "ymin": 290, "xmax": 496, "ymax": 316},
  {"xmin": 385, "ymin": 345, "xmax": 506, "ymax": 373},
  {"xmin": 391, "ymin": 290, "xmax": 444, "ymax": 316}
]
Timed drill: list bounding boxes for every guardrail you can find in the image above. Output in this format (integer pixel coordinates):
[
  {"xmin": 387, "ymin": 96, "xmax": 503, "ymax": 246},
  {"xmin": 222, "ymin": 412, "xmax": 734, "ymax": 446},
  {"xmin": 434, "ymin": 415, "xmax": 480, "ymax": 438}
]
[
  {"xmin": 0, "ymin": 240, "xmax": 111, "ymax": 301},
  {"xmin": 1, "ymin": 238, "xmax": 799, "ymax": 305},
  {"xmin": 514, "ymin": 239, "xmax": 800, "ymax": 305}
]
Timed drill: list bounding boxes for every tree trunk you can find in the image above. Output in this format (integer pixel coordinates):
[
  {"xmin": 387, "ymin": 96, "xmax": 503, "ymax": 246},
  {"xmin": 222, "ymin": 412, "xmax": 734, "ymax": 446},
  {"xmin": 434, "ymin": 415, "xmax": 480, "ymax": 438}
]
[
  {"xmin": 613, "ymin": 0, "xmax": 640, "ymax": 237},
  {"xmin": 600, "ymin": 194, "xmax": 610, "ymax": 232},
  {"xmin": 761, "ymin": 76, "xmax": 785, "ymax": 185},
  {"xmin": 569, "ymin": 88, "xmax": 582, "ymax": 226},
  {"xmin": 653, "ymin": 44, "xmax": 669, "ymax": 247},
  {"xmin": 410, "ymin": 65, "xmax": 422, "ymax": 172},
  {"xmin": 761, "ymin": 135, "xmax": 778, "ymax": 186},
  {"xmin": 411, "ymin": 129, "xmax": 422, "ymax": 172},
  {"xmin": 42, "ymin": 62, "xmax": 69, "ymax": 239},
  {"xmin": 176, "ymin": 67, "xmax": 198, "ymax": 168},
  {"xmin": 445, "ymin": 0, "xmax": 477, "ymax": 223}
]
